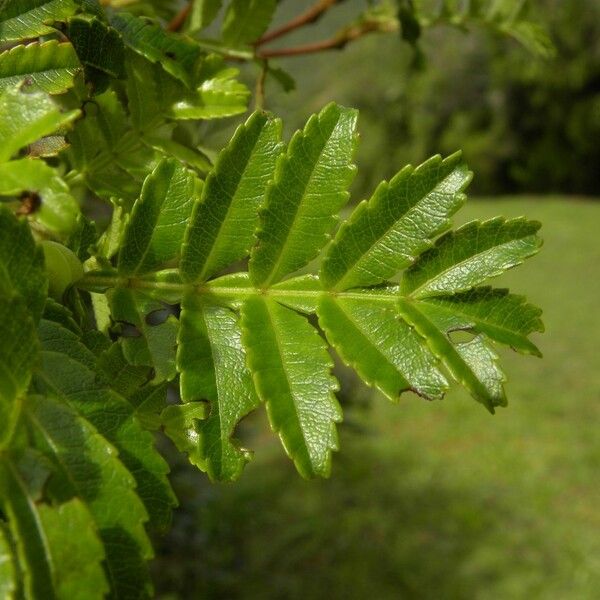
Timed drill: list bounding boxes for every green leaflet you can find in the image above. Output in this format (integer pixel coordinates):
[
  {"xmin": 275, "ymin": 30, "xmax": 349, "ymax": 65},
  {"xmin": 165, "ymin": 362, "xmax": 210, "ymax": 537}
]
[
  {"xmin": 124, "ymin": 50, "xmax": 161, "ymax": 131},
  {"xmin": 0, "ymin": 456, "xmax": 108, "ymax": 600},
  {"xmin": 249, "ymin": 103, "xmax": 358, "ymax": 286},
  {"xmin": 222, "ymin": 0, "xmax": 277, "ymax": 46},
  {"xmin": 0, "ymin": 41, "xmax": 80, "ymax": 95},
  {"xmin": 0, "ymin": 295, "xmax": 39, "ymax": 439},
  {"xmin": 129, "ymin": 381, "xmax": 168, "ymax": 432},
  {"xmin": 318, "ymin": 295, "xmax": 448, "ymax": 401},
  {"xmin": 0, "ymin": 523, "xmax": 16, "ymax": 599},
  {"xmin": 181, "ymin": 111, "xmax": 283, "ymax": 282},
  {"xmin": 401, "ymin": 217, "xmax": 542, "ymax": 298},
  {"xmin": 143, "ymin": 133, "xmax": 213, "ymax": 173},
  {"xmin": 156, "ymin": 55, "xmax": 250, "ymax": 120},
  {"xmin": 34, "ymin": 499, "xmax": 107, "ymax": 600},
  {"xmin": 504, "ymin": 20, "xmax": 555, "ymax": 57},
  {"xmin": 161, "ymin": 402, "xmax": 208, "ymax": 469},
  {"xmin": 97, "ymin": 342, "xmax": 153, "ymax": 398},
  {"xmin": 321, "ymin": 153, "xmax": 471, "ymax": 290},
  {"xmin": 0, "ymin": 207, "xmax": 47, "ymax": 322},
  {"xmin": 266, "ymin": 65, "xmax": 296, "ymax": 93},
  {"xmin": 118, "ymin": 158, "xmax": 200, "ymax": 276},
  {"xmin": 111, "ymin": 12, "xmax": 202, "ymax": 87},
  {"xmin": 397, "ymin": 298, "xmax": 506, "ymax": 412},
  {"xmin": 23, "ymin": 394, "xmax": 153, "ymax": 598},
  {"xmin": 35, "ymin": 318, "xmax": 176, "ymax": 531},
  {"xmin": 66, "ymin": 214, "xmax": 97, "ymax": 261},
  {"xmin": 241, "ymin": 296, "xmax": 341, "ymax": 478},
  {"xmin": 0, "ymin": 87, "xmax": 79, "ymax": 163},
  {"xmin": 188, "ymin": 0, "xmax": 223, "ymax": 32},
  {"xmin": 418, "ymin": 287, "xmax": 544, "ymax": 356},
  {"xmin": 0, "ymin": 0, "xmax": 78, "ymax": 42},
  {"xmin": 109, "ymin": 288, "xmax": 179, "ymax": 382},
  {"xmin": 0, "ymin": 159, "xmax": 79, "ymax": 236},
  {"xmin": 67, "ymin": 16, "xmax": 125, "ymax": 84},
  {"xmin": 43, "ymin": 297, "xmax": 82, "ymax": 335},
  {"xmin": 177, "ymin": 294, "xmax": 260, "ymax": 481}
]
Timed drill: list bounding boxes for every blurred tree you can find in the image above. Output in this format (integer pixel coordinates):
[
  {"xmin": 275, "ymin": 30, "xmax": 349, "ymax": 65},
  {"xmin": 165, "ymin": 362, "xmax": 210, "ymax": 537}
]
[{"xmin": 270, "ymin": 0, "xmax": 599, "ymax": 196}]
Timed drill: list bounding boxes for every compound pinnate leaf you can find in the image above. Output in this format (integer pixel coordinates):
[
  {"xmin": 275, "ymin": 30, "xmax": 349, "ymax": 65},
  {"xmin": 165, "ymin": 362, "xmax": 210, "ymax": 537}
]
[
  {"xmin": 241, "ymin": 296, "xmax": 341, "ymax": 478},
  {"xmin": 119, "ymin": 158, "xmax": 200, "ymax": 276},
  {"xmin": 222, "ymin": 0, "xmax": 277, "ymax": 46},
  {"xmin": 418, "ymin": 287, "xmax": 544, "ymax": 356},
  {"xmin": 318, "ymin": 295, "xmax": 448, "ymax": 401},
  {"xmin": 321, "ymin": 153, "xmax": 471, "ymax": 290},
  {"xmin": 177, "ymin": 294, "xmax": 260, "ymax": 481},
  {"xmin": 249, "ymin": 103, "xmax": 358, "ymax": 286},
  {"xmin": 401, "ymin": 217, "xmax": 542, "ymax": 298},
  {"xmin": 0, "ymin": 41, "xmax": 80, "ymax": 95},
  {"xmin": 0, "ymin": 456, "xmax": 108, "ymax": 600},
  {"xmin": 0, "ymin": 87, "xmax": 79, "ymax": 163},
  {"xmin": 398, "ymin": 298, "xmax": 506, "ymax": 412},
  {"xmin": 111, "ymin": 12, "xmax": 201, "ymax": 87},
  {"xmin": 0, "ymin": 0, "xmax": 78, "ymax": 42},
  {"xmin": 76, "ymin": 112, "xmax": 544, "ymax": 477},
  {"xmin": 181, "ymin": 111, "xmax": 283, "ymax": 282}
]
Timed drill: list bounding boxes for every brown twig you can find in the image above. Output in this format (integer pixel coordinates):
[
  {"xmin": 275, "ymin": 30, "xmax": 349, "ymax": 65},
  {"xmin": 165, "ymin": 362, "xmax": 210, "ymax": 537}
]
[
  {"xmin": 256, "ymin": 0, "xmax": 341, "ymax": 47},
  {"xmin": 167, "ymin": 2, "xmax": 192, "ymax": 32},
  {"xmin": 257, "ymin": 20, "xmax": 394, "ymax": 59},
  {"xmin": 254, "ymin": 61, "xmax": 268, "ymax": 110},
  {"xmin": 257, "ymin": 37, "xmax": 346, "ymax": 59}
]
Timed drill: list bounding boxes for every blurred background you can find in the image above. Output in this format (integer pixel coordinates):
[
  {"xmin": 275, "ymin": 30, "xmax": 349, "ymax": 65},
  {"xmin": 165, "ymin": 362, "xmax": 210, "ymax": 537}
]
[{"xmin": 154, "ymin": 1, "xmax": 600, "ymax": 597}]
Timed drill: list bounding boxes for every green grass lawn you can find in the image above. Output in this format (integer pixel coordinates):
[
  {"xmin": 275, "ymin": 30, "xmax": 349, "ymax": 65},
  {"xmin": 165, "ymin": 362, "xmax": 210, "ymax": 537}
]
[{"xmin": 156, "ymin": 198, "xmax": 600, "ymax": 600}]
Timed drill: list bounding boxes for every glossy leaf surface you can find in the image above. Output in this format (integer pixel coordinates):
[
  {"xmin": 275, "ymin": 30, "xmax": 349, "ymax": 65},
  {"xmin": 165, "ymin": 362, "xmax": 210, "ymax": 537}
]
[
  {"xmin": 0, "ymin": 88, "xmax": 79, "ymax": 163},
  {"xmin": 0, "ymin": 0, "xmax": 78, "ymax": 41},
  {"xmin": 401, "ymin": 217, "xmax": 542, "ymax": 298},
  {"xmin": 241, "ymin": 296, "xmax": 341, "ymax": 478},
  {"xmin": 181, "ymin": 111, "xmax": 282, "ymax": 282},
  {"xmin": 0, "ymin": 456, "xmax": 108, "ymax": 600},
  {"xmin": 321, "ymin": 153, "xmax": 471, "ymax": 290},
  {"xmin": 178, "ymin": 294, "xmax": 260, "ymax": 481},
  {"xmin": 119, "ymin": 158, "xmax": 199, "ymax": 276},
  {"xmin": 249, "ymin": 103, "xmax": 358, "ymax": 286},
  {"xmin": 0, "ymin": 41, "xmax": 80, "ymax": 94}
]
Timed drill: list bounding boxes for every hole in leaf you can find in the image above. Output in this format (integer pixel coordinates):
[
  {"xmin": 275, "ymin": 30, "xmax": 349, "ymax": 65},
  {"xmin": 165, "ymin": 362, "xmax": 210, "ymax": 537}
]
[
  {"xmin": 448, "ymin": 329, "xmax": 477, "ymax": 344},
  {"xmin": 145, "ymin": 304, "xmax": 178, "ymax": 325},
  {"xmin": 119, "ymin": 322, "xmax": 142, "ymax": 338}
]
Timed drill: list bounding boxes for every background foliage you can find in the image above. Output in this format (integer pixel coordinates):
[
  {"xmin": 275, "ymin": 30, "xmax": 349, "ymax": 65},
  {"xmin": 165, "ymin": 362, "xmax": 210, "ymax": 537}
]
[{"xmin": 263, "ymin": 0, "xmax": 600, "ymax": 197}]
